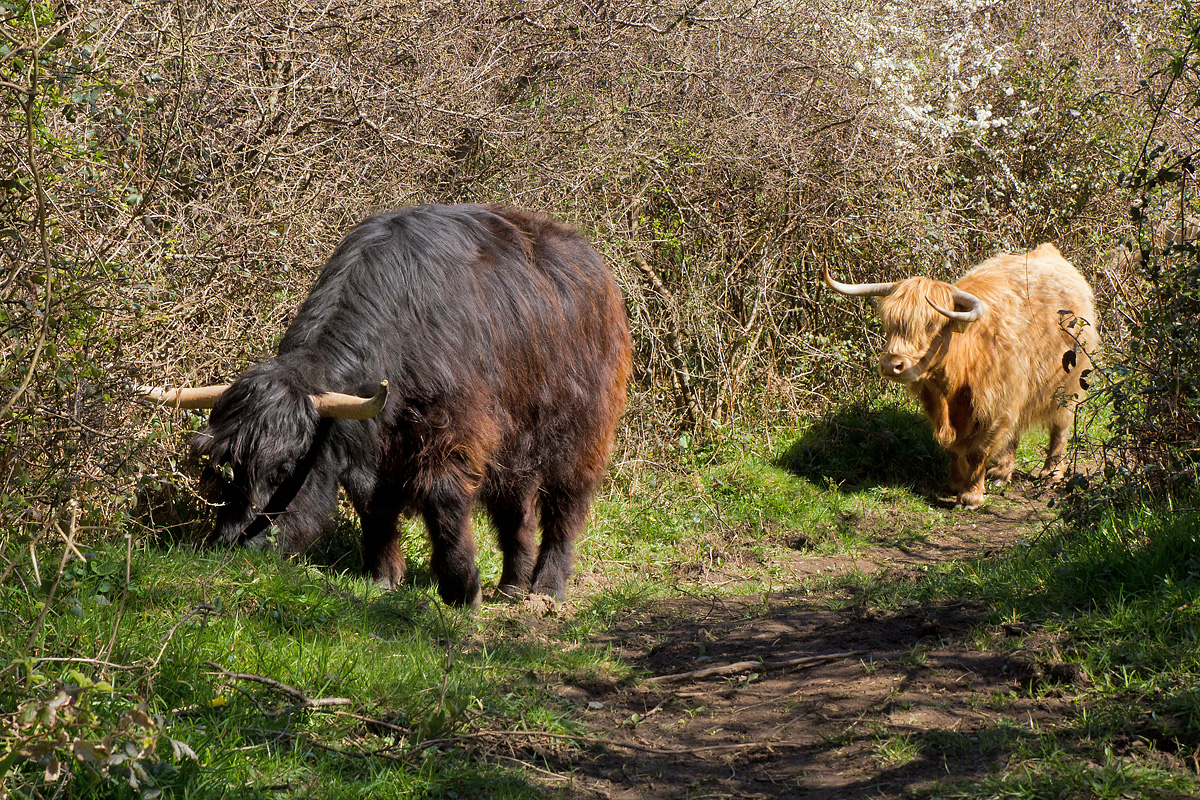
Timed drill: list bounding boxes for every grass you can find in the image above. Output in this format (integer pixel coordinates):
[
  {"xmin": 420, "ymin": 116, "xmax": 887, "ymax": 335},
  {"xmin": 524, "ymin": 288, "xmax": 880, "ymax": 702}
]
[
  {"xmin": 842, "ymin": 494, "xmax": 1200, "ymax": 798},
  {"xmin": 3, "ymin": 545, "xmax": 571, "ymax": 797},
  {"xmin": 3, "ymin": 395, "xmax": 1199, "ymax": 798},
  {"xmin": 921, "ymin": 750, "xmax": 1200, "ymax": 800}
]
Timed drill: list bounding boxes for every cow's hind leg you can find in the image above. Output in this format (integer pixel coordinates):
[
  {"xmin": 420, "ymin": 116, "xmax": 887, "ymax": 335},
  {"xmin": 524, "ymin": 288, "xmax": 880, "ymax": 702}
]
[
  {"xmin": 422, "ymin": 481, "xmax": 483, "ymax": 607},
  {"xmin": 529, "ymin": 486, "xmax": 591, "ymax": 602},
  {"xmin": 1039, "ymin": 409, "xmax": 1072, "ymax": 482},
  {"xmin": 484, "ymin": 483, "xmax": 540, "ymax": 600},
  {"xmin": 948, "ymin": 451, "xmax": 967, "ymax": 494},
  {"xmin": 987, "ymin": 436, "xmax": 1019, "ymax": 486}
]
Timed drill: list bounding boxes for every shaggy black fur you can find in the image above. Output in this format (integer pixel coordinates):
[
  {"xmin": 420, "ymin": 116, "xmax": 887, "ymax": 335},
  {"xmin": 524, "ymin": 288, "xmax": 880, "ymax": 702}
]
[{"xmin": 191, "ymin": 204, "xmax": 631, "ymax": 605}]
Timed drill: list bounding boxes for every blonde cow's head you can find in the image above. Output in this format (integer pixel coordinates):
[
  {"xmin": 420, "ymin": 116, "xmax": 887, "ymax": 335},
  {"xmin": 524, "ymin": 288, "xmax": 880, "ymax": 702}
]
[{"xmin": 823, "ymin": 266, "xmax": 987, "ymax": 385}]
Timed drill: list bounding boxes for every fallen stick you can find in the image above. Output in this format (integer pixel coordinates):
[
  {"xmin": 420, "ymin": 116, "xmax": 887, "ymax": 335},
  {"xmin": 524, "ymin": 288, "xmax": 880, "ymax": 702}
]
[
  {"xmin": 203, "ymin": 661, "xmax": 352, "ymax": 708},
  {"xmin": 648, "ymin": 650, "xmax": 869, "ymax": 684}
]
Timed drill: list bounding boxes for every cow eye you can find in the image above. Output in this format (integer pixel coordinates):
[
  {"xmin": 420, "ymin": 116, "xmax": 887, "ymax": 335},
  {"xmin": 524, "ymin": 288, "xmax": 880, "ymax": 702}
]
[{"xmin": 271, "ymin": 463, "xmax": 294, "ymax": 485}]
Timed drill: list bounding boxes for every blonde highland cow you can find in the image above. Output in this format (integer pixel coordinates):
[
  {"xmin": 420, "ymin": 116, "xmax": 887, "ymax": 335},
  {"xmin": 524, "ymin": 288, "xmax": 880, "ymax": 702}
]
[{"xmin": 824, "ymin": 243, "xmax": 1099, "ymax": 509}]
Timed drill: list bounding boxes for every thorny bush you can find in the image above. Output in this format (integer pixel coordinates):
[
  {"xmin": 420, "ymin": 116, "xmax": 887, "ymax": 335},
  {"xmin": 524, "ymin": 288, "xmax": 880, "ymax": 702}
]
[{"xmin": 1071, "ymin": 0, "xmax": 1200, "ymax": 515}]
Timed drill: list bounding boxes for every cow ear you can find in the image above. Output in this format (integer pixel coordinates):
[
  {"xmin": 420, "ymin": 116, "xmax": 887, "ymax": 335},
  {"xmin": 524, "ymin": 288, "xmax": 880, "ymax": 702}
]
[{"xmin": 948, "ymin": 319, "xmax": 971, "ymax": 334}]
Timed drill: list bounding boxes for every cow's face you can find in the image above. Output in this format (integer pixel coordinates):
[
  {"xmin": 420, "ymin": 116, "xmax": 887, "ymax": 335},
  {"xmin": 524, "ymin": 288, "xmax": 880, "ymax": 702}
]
[
  {"xmin": 190, "ymin": 372, "xmax": 319, "ymax": 545},
  {"xmin": 875, "ymin": 279, "xmax": 957, "ymax": 384}
]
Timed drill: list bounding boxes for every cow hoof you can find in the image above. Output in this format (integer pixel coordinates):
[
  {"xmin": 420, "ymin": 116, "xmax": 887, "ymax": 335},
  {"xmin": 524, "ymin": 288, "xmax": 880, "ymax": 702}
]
[
  {"xmin": 442, "ymin": 585, "xmax": 483, "ymax": 608},
  {"xmin": 529, "ymin": 580, "xmax": 567, "ymax": 604},
  {"xmin": 371, "ymin": 570, "xmax": 404, "ymax": 591},
  {"xmin": 956, "ymin": 492, "xmax": 985, "ymax": 510},
  {"xmin": 439, "ymin": 570, "xmax": 483, "ymax": 608},
  {"xmin": 496, "ymin": 584, "xmax": 527, "ymax": 602},
  {"xmin": 1038, "ymin": 467, "xmax": 1064, "ymax": 483},
  {"xmin": 986, "ymin": 467, "xmax": 1014, "ymax": 485}
]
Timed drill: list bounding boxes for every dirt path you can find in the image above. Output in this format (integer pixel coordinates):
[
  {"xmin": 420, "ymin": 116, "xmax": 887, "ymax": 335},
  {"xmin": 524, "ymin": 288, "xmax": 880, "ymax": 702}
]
[{"xmin": 521, "ymin": 482, "xmax": 1079, "ymax": 798}]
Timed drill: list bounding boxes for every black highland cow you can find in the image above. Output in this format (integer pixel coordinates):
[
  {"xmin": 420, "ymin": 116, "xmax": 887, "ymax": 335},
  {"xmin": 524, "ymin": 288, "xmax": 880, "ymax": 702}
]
[{"xmin": 144, "ymin": 205, "xmax": 631, "ymax": 606}]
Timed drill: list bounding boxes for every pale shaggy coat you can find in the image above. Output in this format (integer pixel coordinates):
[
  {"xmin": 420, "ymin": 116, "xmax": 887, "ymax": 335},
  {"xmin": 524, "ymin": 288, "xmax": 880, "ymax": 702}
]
[{"xmin": 875, "ymin": 243, "xmax": 1098, "ymax": 508}]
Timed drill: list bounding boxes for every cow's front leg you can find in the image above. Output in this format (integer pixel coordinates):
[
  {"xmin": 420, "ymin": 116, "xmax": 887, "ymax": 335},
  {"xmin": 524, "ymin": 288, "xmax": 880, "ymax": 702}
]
[
  {"xmin": 360, "ymin": 509, "xmax": 406, "ymax": 590},
  {"xmin": 919, "ymin": 386, "xmax": 957, "ymax": 448},
  {"xmin": 422, "ymin": 481, "xmax": 482, "ymax": 608},
  {"xmin": 956, "ymin": 449, "xmax": 988, "ymax": 510}
]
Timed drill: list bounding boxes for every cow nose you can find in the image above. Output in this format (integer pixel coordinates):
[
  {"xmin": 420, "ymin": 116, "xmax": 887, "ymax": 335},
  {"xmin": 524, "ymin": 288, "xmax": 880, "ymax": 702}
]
[{"xmin": 881, "ymin": 356, "xmax": 907, "ymax": 377}]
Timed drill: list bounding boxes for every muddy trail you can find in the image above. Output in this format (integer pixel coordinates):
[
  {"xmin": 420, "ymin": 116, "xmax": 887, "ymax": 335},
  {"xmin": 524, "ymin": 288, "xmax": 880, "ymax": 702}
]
[{"xmin": 512, "ymin": 481, "xmax": 1095, "ymax": 799}]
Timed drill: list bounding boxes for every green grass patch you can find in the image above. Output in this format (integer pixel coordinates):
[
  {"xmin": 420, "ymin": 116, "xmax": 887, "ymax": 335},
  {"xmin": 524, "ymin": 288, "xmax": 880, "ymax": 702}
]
[
  {"xmin": 921, "ymin": 749, "xmax": 1200, "ymax": 799},
  {"xmin": 1, "ymin": 543, "xmax": 617, "ymax": 799},
  {"xmin": 842, "ymin": 496, "xmax": 1200, "ymax": 797},
  {"xmin": 3, "ymin": 395, "xmax": 1192, "ymax": 798}
]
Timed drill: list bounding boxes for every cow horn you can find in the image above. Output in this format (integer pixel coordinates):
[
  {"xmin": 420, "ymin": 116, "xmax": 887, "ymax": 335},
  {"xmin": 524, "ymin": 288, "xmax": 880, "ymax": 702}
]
[
  {"xmin": 136, "ymin": 383, "xmax": 230, "ymax": 409},
  {"xmin": 927, "ymin": 289, "xmax": 986, "ymax": 324},
  {"xmin": 311, "ymin": 380, "xmax": 389, "ymax": 420},
  {"xmin": 139, "ymin": 380, "xmax": 389, "ymax": 419},
  {"xmin": 822, "ymin": 263, "xmax": 897, "ymax": 297}
]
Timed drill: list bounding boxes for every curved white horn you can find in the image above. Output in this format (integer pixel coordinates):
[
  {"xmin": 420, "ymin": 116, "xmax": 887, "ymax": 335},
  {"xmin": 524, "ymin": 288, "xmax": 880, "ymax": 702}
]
[
  {"xmin": 822, "ymin": 263, "xmax": 897, "ymax": 297},
  {"xmin": 136, "ymin": 384, "xmax": 230, "ymax": 409},
  {"xmin": 312, "ymin": 381, "xmax": 389, "ymax": 420},
  {"xmin": 926, "ymin": 289, "xmax": 986, "ymax": 324}
]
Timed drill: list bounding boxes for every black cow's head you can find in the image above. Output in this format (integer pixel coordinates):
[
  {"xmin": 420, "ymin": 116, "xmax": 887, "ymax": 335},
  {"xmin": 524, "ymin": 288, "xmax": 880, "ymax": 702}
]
[{"xmin": 142, "ymin": 369, "xmax": 387, "ymax": 544}]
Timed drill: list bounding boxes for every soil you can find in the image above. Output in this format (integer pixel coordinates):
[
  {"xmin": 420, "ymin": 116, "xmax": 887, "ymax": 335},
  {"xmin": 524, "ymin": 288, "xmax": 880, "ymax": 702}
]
[{"xmin": 508, "ymin": 479, "xmax": 1098, "ymax": 799}]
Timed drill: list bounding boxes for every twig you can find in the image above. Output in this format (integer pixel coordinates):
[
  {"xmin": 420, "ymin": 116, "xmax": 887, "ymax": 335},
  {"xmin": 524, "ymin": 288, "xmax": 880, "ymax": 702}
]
[
  {"xmin": 150, "ymin": 605, "xmax": 219, "ymax": 673},
  {"xmin": 333, "ymin": 709, "xmax": 412, "ymax": 737},
  {"xmin": 98, "ymin": 531, "xmax": 134, "ymax": 665},
  {"xmin": 489, "ymin": 752, "xmax": 574, "ymax": 783},
  {"xmin": 648, "ymin": 650, "xmax": 868, "ymax": 684},
  {"xmin": 0, "ymin": 37, "xmax": 53, "ymax": 423},
  {"xmin": 22, "ymin": 504, "xmax": 77, "ymax": 656},
  {"xmin": 303, "ymin": 735, "xmax": 407, "ymax": 761},
  {"xmin": 633, "ymin": 254, "xmax": 705, "ymax": 430},
  {"xmin": 31, "ymin": 656, "xmax": 140, "ymax": 670},
  {"xmin": 203, "ymin": 661, "xmax": 352, "ymax": 709},
  {"xmin": 27, "ymin": 539, "xmax": 39, "ymax": 586},
  {"xmin": 463, "ymin": 728, "xmax": 812, "ymax": 756}
]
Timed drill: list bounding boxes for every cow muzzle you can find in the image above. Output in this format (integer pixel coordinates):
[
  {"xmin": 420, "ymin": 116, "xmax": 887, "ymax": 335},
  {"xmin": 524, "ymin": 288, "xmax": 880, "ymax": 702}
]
[{"xmin": 879, "ymin": 354, "xmax": 918, "ymax": 383}]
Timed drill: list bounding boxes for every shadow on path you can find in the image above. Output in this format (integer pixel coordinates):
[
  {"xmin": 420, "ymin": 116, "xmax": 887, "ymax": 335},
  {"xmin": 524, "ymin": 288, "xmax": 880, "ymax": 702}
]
[
  {"xmin": 531, "ymin": 591, "xmax": 1077, "ymax": 800},
  {"xmin": 776, "ymin": 403, "xmax": 948, "ymax": 500}
]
